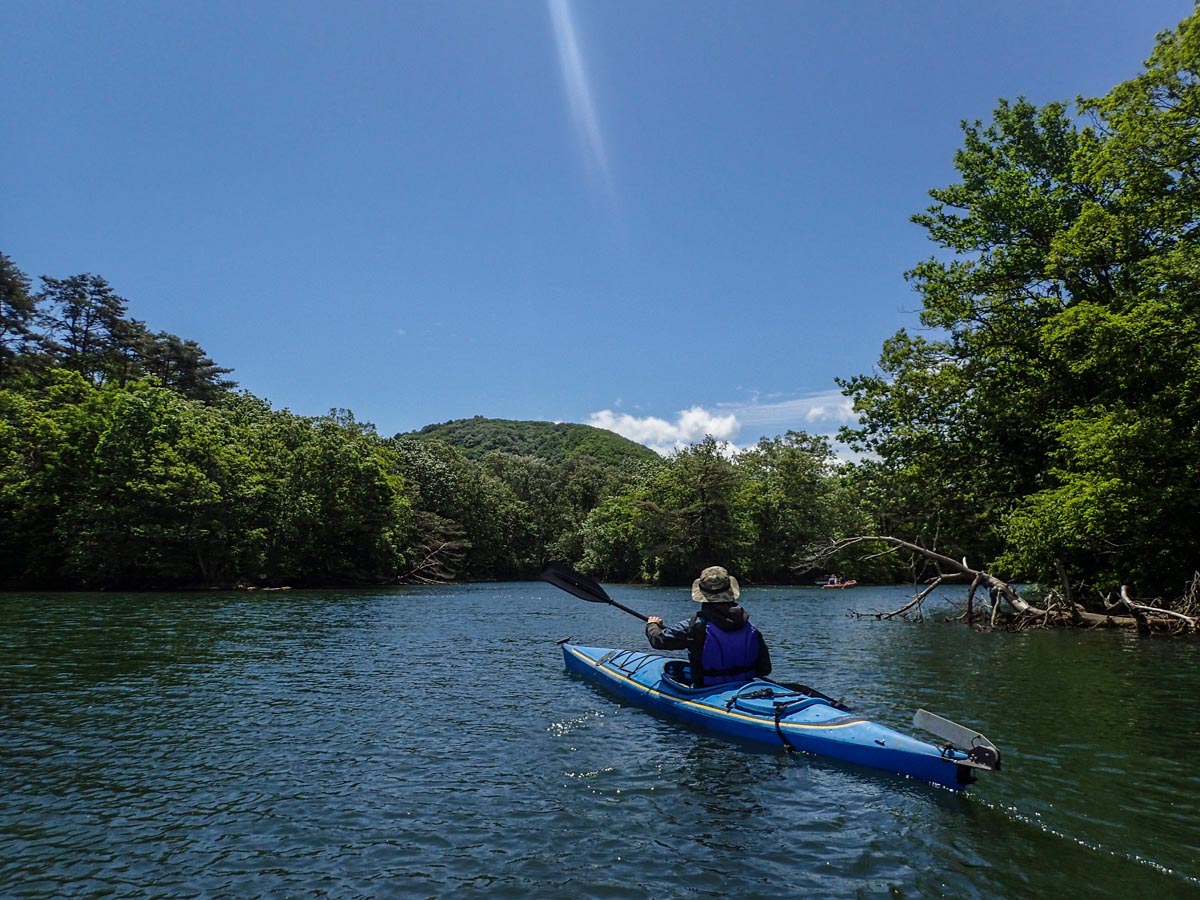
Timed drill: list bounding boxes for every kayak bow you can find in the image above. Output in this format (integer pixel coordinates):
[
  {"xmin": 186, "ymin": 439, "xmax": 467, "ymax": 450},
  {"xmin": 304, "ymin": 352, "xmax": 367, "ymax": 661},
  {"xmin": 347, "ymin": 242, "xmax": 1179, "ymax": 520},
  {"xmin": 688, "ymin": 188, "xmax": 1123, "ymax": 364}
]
[{"xmin": 562, "ymin": 643, "xmax": 1000, "ymax": 791}]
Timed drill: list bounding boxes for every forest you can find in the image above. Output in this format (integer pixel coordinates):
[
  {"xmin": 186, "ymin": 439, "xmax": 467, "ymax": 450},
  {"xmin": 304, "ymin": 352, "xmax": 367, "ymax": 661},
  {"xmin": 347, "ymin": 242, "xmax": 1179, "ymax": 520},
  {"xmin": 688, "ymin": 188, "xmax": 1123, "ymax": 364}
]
[{"xmin": 3, "ymin": 9, "xmax": 1200, "ymax": 621}]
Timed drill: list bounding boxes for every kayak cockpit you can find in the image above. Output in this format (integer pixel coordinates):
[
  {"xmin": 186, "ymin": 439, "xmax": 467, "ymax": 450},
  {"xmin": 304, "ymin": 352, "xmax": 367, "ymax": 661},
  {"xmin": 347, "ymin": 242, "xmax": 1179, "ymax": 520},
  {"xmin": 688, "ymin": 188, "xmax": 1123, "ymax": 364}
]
[{"xmin": 660, "ymin": 659, "xmax": 713, "ymax": 693}]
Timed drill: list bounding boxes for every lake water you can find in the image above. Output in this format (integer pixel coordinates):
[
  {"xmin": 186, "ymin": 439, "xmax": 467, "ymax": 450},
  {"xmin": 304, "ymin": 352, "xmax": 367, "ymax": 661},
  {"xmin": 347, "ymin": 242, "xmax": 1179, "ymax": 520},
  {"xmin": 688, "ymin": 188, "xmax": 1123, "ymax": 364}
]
[{"xmin": 2, "ymin": 582, "xmax": 1199, "ymax": 899}]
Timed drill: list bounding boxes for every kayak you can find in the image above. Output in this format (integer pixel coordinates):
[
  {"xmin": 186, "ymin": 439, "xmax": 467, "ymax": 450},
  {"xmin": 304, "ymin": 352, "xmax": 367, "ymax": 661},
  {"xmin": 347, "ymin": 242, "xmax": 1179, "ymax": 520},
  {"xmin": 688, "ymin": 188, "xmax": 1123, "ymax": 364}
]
[
  {"xmin": 821, "ymin": 579, "xmax": 858, "ymax": 589},
  {"xmin": 562, "ymin": 643, "xmax": 999, "ymax": 791}
]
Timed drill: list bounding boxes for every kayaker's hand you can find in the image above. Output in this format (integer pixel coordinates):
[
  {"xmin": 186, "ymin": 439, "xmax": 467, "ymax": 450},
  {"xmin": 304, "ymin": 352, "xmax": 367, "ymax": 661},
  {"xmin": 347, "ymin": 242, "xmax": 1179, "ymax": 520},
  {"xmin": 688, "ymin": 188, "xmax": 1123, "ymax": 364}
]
[{"xmin": 647, "ymin": 616, "xmax": 664, "ymax": 627}]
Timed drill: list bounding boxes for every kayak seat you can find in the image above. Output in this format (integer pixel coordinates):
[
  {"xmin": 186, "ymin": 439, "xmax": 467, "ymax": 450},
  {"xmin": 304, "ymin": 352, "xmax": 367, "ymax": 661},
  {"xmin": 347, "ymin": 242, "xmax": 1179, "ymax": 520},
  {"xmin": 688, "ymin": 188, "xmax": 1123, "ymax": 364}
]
[
  {"xmin": 661, "ymin": 659, "xmax": 696, "ymax": 688},
  {"xmin": 661, "ymin": 659, "xmax": 759, "ymax": 694},
  {"xmin": 661, "ymin": 660, "xmax": 723, "ymax": 693}
]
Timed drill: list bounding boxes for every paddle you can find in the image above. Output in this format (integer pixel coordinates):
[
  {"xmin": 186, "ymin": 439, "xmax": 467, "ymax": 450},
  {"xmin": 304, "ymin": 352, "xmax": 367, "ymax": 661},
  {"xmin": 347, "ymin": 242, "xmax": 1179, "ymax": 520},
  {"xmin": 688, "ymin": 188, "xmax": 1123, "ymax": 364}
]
[{"xmin": 540, "ymin": 560, "xmax": 649, "ymax": 622}]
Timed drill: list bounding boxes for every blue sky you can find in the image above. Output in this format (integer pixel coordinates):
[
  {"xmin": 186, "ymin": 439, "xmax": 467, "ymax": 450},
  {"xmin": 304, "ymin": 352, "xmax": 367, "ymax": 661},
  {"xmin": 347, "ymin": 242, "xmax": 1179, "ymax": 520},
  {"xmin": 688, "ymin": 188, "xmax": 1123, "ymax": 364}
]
[{"xmin": 3, "ymin": 1, "xmax": 1192, "ymax": 453}]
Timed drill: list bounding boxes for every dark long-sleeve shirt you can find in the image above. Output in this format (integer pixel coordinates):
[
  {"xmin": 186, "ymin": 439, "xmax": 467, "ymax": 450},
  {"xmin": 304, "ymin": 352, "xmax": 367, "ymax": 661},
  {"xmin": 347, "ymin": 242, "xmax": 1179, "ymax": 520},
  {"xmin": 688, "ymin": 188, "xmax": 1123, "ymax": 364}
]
[{"xmin": 645, "ymin": 602, "xmax": 771, "ymax": 684}]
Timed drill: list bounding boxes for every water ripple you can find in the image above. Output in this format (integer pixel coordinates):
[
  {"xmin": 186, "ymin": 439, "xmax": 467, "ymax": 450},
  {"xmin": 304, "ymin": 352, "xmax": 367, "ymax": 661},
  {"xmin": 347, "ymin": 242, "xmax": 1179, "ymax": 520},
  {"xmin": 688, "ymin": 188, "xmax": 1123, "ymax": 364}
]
[{"xmin": 2, "ymin": 585, "xmax": 1199, "ymax": 898}]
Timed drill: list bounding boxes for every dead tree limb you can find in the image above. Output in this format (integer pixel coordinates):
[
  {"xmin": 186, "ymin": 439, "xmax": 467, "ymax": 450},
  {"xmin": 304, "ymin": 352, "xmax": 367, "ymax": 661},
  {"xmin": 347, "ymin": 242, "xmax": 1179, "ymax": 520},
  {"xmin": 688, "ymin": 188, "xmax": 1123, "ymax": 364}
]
[
  {"xmin": 965, "ymin": 573, "xmax": 982, "ymax": 621},
  {"xmin": 1115, "ymin": 585, "xmax": 1151, "ymax": 635},
  {"xmin": 811, "ymin": 535, "xmax": 1196, "ymax": 633},
  {"xmin": 851, "ymin": 575, "xmax": 943, "ymax": 620},
  {"xmin": 884, "ymin": 577, "xmax": 942, "ymax": 620},
  {"xmin": 818, "ymin": 535, "xmax": 1043, "ymax": 616},
  {"xmin": 1055, "ymin": 559, "xmax": 1083, "ymax": 625},
  {"xmin": 1120, "ymin": 585, "xmax": 1197, "ymax": 629}
]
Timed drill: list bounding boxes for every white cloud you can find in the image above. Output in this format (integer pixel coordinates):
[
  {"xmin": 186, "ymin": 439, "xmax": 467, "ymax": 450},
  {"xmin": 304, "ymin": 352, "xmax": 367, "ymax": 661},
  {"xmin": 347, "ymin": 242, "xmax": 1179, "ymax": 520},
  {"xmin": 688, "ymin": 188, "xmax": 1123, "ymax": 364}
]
[
  {"xmin": 719, "ymin": 389, "xmax": 856, "ymax": 430},
  {"xmin": 586, "ymin": 390, "xmax": 861, "ymax": 459},
  {"xmin": 588, "ymin": 406, "xmax": 740, "ymax": 455}
]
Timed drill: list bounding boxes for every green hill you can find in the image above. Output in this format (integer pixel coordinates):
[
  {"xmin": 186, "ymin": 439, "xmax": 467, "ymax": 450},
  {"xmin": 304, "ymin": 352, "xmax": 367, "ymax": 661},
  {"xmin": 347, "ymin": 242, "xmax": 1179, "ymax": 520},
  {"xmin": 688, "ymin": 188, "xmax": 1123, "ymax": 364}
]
[{"xmin": 404, "ymin": 416, "xmax": 662, "ymax": 467}]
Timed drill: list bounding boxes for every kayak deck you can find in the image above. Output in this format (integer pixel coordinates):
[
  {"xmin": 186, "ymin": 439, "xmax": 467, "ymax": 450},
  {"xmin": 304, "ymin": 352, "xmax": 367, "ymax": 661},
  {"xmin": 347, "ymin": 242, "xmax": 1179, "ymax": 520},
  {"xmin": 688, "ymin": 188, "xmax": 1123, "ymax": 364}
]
[{"xmin": 563, "ymin": 643, "xmax": 992, "ymax": 791}]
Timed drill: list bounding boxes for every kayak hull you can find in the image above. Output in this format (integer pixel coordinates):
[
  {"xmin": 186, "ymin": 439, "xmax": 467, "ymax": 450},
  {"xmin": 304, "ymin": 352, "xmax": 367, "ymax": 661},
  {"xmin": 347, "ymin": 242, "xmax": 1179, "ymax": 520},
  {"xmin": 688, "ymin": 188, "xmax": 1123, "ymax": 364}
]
[{"xmin": 563, "ymin": 643, "xmax": 978, "ymax": 791}]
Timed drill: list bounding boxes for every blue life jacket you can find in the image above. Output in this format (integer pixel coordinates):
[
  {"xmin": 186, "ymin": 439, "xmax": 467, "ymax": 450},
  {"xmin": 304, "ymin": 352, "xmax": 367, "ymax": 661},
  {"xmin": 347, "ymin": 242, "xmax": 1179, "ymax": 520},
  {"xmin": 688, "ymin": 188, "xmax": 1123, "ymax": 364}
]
[{"xmin": 698, "ymin": 618, "xmax": 760, "ymax": 687}]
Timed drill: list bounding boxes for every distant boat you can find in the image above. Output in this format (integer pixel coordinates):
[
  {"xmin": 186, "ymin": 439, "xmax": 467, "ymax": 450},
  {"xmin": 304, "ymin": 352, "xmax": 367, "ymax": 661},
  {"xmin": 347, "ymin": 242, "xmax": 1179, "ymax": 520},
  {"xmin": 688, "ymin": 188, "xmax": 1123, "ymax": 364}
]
[{"xmin": 821, "ymin": 579, "xmax": 858, "ymax": 589}]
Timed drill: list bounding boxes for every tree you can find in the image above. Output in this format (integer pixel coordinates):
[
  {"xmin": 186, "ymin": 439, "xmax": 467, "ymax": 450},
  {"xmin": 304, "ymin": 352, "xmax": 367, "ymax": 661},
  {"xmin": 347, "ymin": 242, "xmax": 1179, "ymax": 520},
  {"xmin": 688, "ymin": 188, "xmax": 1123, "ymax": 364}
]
[
  {"xmin": 997, "ymin": 9, "xmax": 1200, "ymax": 594},
  {"xmin": 841, "ymin": 7, "xmax": 1200, "ymax": 601},
  {"xmin": 264, "ymin": 411, "xmax": 410, "ymax": 584},
  {"xmin": 840, "ymin": 98, "xmax": 1087, "ymax": 567},
  {"xmin": 0, "ymin": 370, "xmax": 97, "ymax": 583},
  {"xmin": 637, "ymin": 437, "xmax": 744, "ymax": 583},
  {"xmin": 387, "ymin": 436, "xmax": 527, "ymax": 580},
  {"xmin": 142, "ymin": 331, "xmax": 236, "ymax": 402},
  {"xmin": 0, "ymin": 254, "xmax": 38, "ymax": 382},
  {"xmin": 579, "ymin": 493, "xmax": 646, "ymax": 581},
  {"xmin": 57, "ymin": 381, "xmax": 240, "ymax": 584},
  {"xmin": 37, "ymin": 274, "xmax": 133, "ymax": 384},
  {"xmin": 736, "ymin": 431, "xmax": 843, "ymax": 582}
]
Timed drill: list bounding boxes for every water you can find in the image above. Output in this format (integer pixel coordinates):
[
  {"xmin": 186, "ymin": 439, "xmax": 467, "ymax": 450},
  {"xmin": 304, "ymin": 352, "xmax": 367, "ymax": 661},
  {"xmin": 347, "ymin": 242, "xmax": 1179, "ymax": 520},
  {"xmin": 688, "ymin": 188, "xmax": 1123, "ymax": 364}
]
[{"xmin": 2, "ymin": 582, "xmax": 1199, "ymax": 898}]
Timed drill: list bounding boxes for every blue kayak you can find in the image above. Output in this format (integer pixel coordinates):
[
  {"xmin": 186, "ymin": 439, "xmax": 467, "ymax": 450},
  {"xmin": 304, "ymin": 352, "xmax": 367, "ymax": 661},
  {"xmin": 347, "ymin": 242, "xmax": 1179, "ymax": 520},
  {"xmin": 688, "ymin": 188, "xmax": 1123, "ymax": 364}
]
[{"xmin": 562, "ymin": 643, "xmax": 1000, "ymax": 791}]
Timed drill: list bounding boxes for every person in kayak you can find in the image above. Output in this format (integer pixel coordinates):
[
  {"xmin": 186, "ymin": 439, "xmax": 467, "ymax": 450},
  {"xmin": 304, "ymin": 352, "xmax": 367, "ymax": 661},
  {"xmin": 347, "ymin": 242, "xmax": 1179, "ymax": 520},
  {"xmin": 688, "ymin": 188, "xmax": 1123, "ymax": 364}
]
[{"xmin": 645, "ymin": 565, "xmax": 771, "ymax": 688}]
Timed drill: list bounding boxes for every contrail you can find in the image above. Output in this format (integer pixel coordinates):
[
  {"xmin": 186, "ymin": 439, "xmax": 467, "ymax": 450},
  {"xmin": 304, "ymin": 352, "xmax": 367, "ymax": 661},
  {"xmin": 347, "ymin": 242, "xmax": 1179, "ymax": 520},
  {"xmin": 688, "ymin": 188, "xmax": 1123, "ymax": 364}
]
[{"xmin": 548, "ymin": 0, "xmax": 611, "ymax": 188}]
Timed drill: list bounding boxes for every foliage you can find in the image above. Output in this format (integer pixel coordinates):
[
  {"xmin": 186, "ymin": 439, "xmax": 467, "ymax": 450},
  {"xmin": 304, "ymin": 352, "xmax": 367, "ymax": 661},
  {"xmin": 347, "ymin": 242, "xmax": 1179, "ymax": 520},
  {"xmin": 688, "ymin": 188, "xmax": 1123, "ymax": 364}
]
[
  {"xmin": 0, "ymin": 266, "xmax": 234, "ymax": 400},
  {"xmin": 572, "ymin": 434, "xmax": 873, "ymax": 586},
  {"xmin": 408, "ymin": 416, "xmax": 662, "ymax": 467},
  {"xmin": 840, "ymin": 7, "xmax": 1200, "ymax": 600},
  {"xmin": 0, "ymin": 253, "xmax": 37, "ymax": 381},
  {"xmin": 11, "ymin": 13, "xmax": 1200, "ymax": 600},
  {"xmin": 633, "ymin": 437, "xmax": 745, "ymax": 583},
  {"xmin": 839, "ymin": 98, "xmax": 1084, "ymax": 567},
  {"xmin": 0, "ymin": 370, "xmax": 412, "ymax": 588},
  {"xmin": 578, "ymin": 494, "xmax": 647, "ymax": 582},
  {"xmin": 735, "ymin": 432, "xmax": 842, "ymax": 582},
  {"xmin": 386, "ymin": 436, "xmax": 529, "ymax": 580},
  {"xmin": 0, "ymin": 252, "xmax": 884, "ymax": 589}
]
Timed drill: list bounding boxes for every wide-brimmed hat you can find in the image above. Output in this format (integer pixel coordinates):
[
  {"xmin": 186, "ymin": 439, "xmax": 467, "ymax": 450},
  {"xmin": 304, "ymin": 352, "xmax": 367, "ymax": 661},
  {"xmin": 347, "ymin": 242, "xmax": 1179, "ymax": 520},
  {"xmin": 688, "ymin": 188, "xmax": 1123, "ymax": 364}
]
[{"xmin": 691, "ymin": 565, "xmax": 740, "ymax": 603}]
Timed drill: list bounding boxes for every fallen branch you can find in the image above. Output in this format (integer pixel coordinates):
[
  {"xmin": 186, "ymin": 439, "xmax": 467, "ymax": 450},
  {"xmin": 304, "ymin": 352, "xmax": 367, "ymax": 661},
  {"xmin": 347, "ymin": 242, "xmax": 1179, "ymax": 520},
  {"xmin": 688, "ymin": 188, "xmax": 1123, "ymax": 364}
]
[
  {"xmin": 808, "ymin": 535, "xmax": 1197, "ymax": 633},
  {"xmin": 1120, "ymin": 585, "xmax": 1197, "ymax": 628},
  {"xmin": 850, "ymin": 575, "xmax": 943, "ymax": 620}
]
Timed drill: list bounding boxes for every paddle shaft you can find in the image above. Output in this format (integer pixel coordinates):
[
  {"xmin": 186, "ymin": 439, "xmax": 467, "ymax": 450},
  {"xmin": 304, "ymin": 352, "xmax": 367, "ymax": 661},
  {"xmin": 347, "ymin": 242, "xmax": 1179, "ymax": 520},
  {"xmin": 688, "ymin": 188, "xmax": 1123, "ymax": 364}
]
[
  {"xmin": 605, "ymin": 597, "xmax": 649, "ymax": 622},
  {"xmin": 540, "ymin": 561, "xmax": 650, "ymax": 622}
]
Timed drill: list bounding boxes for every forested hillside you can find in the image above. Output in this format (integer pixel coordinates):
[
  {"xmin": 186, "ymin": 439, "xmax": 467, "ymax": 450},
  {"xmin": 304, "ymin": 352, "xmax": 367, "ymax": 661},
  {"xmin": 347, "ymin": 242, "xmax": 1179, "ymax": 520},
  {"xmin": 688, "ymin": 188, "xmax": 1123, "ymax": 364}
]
[{"xmin": 407, "ymin": 416, "xmax": 662, "ymax": 467}]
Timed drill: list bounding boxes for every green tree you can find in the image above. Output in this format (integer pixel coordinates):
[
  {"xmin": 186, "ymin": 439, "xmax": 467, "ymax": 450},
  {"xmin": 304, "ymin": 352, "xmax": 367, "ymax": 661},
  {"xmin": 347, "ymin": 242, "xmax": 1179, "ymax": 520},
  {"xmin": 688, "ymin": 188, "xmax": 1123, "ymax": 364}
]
[
  {"xmin": 387, "ymin": 436, "xmax": 527, "ymax": 580},
  {"xmin": 996, "ymin": 10, "xmax": 1200, "ymax": 593},
  {"xmin": 843, "ymin": 7, "xmax": 1200, "ymax": 599},
  {"xmin": 637, "ymin": 437, "xmax": 744, "ymax": 583},
  {"xmin": 550, "ymin": 457, "xmax": 631, "ymax": 561},
  {"xmin": 57, "ymin": 381, "xmax": 243, "ymax": 584},
  {"xmin": 265, "ymin": 410, "xmax": 409, "ymax": 584},
  {"xmin": 0, "ymin": 370, "xmax": 97, "ymax": 583},
  {"xmin": 142, "ymin": 331, "xmax": 236, "ymax": 402},
  {"xmin": 579, "ymin": 493, "xmax": 646, "ymax": 581},
  {"xmin": 0, "ymin": 254, "xmax": 38, "ymax": 383},
  {"xmin": 37, "ymin": 274, "xmax": 134, "ymax": 384},
  {"xmin": 840, "ymin": 98, "xmax": 1086, "ymax": 566},
  {"xmin": 736, "ymin": 431, "xmax": 842, "ymax": 582}
]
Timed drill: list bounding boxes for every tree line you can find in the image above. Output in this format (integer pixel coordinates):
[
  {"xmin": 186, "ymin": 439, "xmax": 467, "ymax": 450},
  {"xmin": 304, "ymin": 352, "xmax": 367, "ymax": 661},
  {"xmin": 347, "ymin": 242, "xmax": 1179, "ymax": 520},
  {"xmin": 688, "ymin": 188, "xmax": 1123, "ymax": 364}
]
[
  {"xmin": 0, "ymin": 266, "xmax": 874, "ymax": 588},
  {"xmin": 5, "ymin": 7, "xmax": 1200, "ymax": 612}
]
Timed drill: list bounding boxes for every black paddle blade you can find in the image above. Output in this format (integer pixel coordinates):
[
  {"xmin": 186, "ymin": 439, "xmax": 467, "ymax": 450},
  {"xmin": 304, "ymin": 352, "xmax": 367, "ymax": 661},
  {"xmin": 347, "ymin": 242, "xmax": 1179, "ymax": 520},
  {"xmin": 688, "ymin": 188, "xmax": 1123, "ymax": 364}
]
[{"xmin": 540, "ymin": 560, "xmax": 611, "ymax": 604}]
